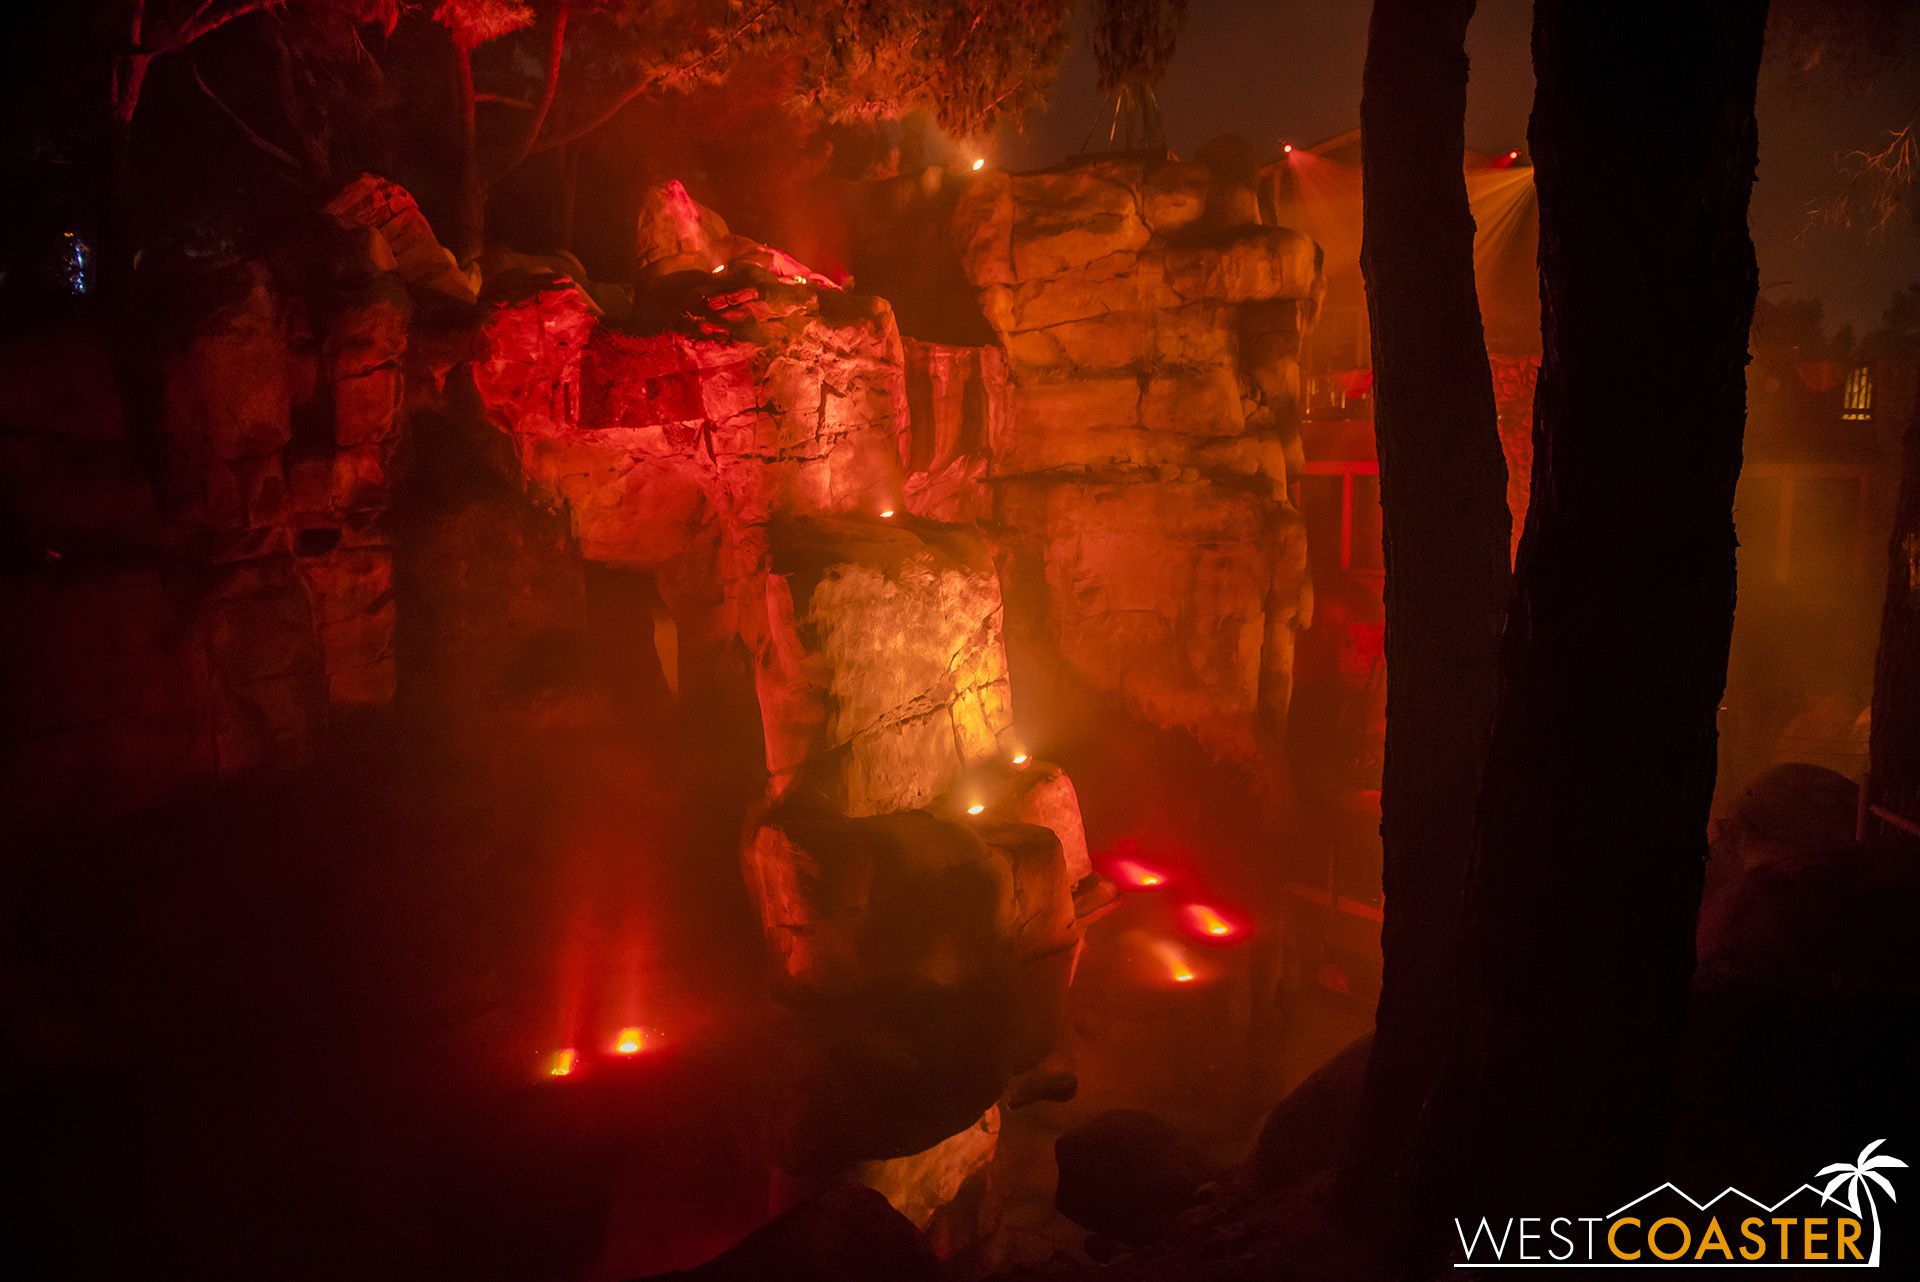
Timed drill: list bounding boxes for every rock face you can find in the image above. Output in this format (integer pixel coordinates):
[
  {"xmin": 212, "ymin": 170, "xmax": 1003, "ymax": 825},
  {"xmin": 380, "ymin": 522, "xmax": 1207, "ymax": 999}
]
[
  {"xmin": 1, "ymin": 201, "xmax": 431, "ymax": 828},
  {"xmin": 947, "ymin": 155, "xmax": 1324, "ymax": 756},
  {"xmin": 473, "ymin": 186, "xmax": 1091, "ymax": 1197},
  {"xmin": 756, "ymin": 515, "xmax": 1014, "ymax": 816}
]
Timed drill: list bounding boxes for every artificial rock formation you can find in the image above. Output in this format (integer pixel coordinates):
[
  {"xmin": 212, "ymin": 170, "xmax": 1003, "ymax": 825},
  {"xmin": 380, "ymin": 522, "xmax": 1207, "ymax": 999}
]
[
  {"xmin": 947, "ymin": 155, "xmax": 1324, "ymax": 757},
  {"xmin": 473, "ymin": 184, "xmax": 1091, "ymax": 1191},
  {"xmin": 1, "ymin": 208, "xmax": 427, "ymax": 827}
]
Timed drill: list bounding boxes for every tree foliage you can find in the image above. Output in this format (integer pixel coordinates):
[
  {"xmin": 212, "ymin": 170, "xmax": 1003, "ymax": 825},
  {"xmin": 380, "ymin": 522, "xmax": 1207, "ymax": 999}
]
[
  {"xmin": 788, "ymin": 0, "xmax": 1072, "ymax": 139},
  {"xmin": 1089, "ymin": 0, "xmax": 1186, "ymax": 97}
]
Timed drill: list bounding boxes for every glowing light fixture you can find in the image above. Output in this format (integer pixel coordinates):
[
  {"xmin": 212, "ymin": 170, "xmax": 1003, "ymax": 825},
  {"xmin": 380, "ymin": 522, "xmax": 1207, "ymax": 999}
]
[
  {"xmin": 879, "ymin": 509, "xmax": 895, "ymax": 518},
  {"xmin": 971, "ymin": 158, "xmax": 985, "ymax": 171},
  {"xmin": 1011, "ymin": 753, "xmax": 1029, "ymax": 765},
  {"xmin": 549, "ymin": 1048, "xmax": 577, "ymax": 1077},
  {"xmin": 966, "ymin": 802, "xmax": 986, "ymax": 816},
  {"xmin": 711, "ymin": 264, "xmax": 725, "ymax": 274},
  {"xmin": 1154, "ymin": 939, "xmax": 1196, "ymax": 984},
  {"xmin": 613, "ymin": 1027, "xmax": 646, "ymax": 1055},
  {"xmin": 1113, "ymin": 858, "xmax": 1170, "ymax": 889},
  {"xmin": 1282, "ymin": 142, "xmax": 1293, "ymax": 154},
  {"xmin": 1508, "ymin": 149, "xmax": 1520, "ymax": 159},
  {"xmin": 1181, "ymin": 903, "xmax": 1236, "ymax": 939}
]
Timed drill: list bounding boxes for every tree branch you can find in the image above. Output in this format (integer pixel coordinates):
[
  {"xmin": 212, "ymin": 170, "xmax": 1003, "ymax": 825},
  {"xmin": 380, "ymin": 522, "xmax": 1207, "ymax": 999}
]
[
  {"xmin": 171, "ymin": 0, "xmax": 284, "ymax": 53},
  {"xmin": 191, "ymin": 60, "xmax": 302, "ymax": 171},
  {"xmin": 488, "ymin": 0, "xmax": 569, "ymax": 181},
  {"xmin": 528, "ymin": 0, "xmax": 778, "ymax": 156}
]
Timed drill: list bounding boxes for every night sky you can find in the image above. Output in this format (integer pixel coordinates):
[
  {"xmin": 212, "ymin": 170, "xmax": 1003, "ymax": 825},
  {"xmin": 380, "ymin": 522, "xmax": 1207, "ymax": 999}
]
[{"xmin": 995, "ymin": 0, "xmax": 1920, "ymax": 338}]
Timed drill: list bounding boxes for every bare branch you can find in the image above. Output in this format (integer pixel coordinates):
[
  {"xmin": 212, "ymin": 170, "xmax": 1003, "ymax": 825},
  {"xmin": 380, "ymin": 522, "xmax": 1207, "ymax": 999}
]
[
  {"xmin": 529, "ymin": 0, "xmax": 779, "ymax": 156},
  {"xmin": 191, "ymin": 59, "xmax": 303, "ymax": 171},
  {"xmin": 488, "ymin": 0, "xmax": 569, "ymax": 181},
  {"xmin": 1809, "ymin": 117, "xmax": 1919, "ymax": 238},
  {"xmin": 172, "ymin": 0, "xmax": 285, "ymax": 52}
]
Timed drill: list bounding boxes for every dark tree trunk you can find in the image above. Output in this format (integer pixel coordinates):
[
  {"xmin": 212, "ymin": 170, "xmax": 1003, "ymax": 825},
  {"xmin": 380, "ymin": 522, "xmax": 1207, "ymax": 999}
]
[
  {"xmin": 1870, "ymin": 385, "xmax": 1920, "ymax": 827},
  {"xmin": 1445, "ymin": 0, "xmax": 1769, "ymax": 1223},
  {"xmin": 1345, "ymin": 0, "xmax": 1510, "ymax": 1249}
]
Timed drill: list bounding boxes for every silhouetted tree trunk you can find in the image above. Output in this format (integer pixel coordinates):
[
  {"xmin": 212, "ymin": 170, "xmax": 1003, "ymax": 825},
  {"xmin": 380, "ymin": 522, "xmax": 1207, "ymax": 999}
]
[
  {"xmin": 1346, "ymin": 0, "xmax": 1509, "ymax": 1252},
  {"xmin": 1444, "ymin": 0, "xmax": 1769, "ymax": 1226},
  {"xmin": 1870, "ymin": 387, "xmax": 1920, "ymax": 825}
]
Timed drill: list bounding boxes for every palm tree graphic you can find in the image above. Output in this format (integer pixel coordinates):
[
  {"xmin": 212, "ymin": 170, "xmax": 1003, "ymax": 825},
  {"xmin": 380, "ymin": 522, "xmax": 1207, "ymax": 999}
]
[{"xmin": 1818, "ymin": 1139, "xmax": 1907, "ymax": 1266}]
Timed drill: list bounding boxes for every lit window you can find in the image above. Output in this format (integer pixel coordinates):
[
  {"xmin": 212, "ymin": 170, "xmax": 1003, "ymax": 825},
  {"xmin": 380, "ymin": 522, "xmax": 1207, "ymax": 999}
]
[{"xmin": 1843, "ymin": 365, "xmax": 1873, "ymax": 420}]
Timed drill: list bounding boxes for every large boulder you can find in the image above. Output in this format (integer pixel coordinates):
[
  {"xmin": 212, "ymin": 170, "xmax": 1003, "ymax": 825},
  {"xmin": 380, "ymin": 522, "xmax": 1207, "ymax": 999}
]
[
  {"xmin": 741, "ymin": 806, "xmax": 1073, "ymax": 999},
  {"xmin": 1054, "ymin": 1109, "xmax": 1220, "ymax": 1247}
]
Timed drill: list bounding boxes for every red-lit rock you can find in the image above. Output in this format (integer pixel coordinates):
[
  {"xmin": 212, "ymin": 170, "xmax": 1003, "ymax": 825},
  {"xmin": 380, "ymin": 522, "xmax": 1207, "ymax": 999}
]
[
  {"xmin": 324, "ymin": 276, "xmax": 410, "ymax": 451},
  {"xmin": 742, "ymin": 805, "xmax": 1073, "ymax": 997},
  {"xmin": 857, "ymin": 1106, "xmax": 1000, "ymax": 1233},
  {"xmin": 1163, "ymin": 225, "xmax": 1321, "ymax": 305},
  {"xmin": 897, "ymin": 340, "xmax": 1004, "ymax": 524},
  {"xmin": 297, "ymin": 546, "xmax": 395, "ymax": 707},
  {"xmin": 161, "ymin": 260, "xmax": 293, "ymax": 472},
  {"xmin": 634, "ymin": 179, "xmax": 735, "ymax": 276}
]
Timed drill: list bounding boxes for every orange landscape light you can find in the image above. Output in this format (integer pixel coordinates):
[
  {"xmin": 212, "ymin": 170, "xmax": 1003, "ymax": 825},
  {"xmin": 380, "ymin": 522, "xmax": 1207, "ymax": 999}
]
[
  {"xmin": 613, "ymin": 1027, "xmax": 646, "ymax": 1055},
  {"xmin": 549, "ymin": 1048, "xmax": 577, "ymax": 1077}
]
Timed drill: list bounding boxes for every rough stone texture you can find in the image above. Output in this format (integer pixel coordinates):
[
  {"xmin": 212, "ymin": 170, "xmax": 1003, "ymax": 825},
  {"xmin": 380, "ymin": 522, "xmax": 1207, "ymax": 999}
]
[
  {"xmin": 471, "ymin": 259, "xmax": 907, "ymax": 582},
  {"xmin": 741, "ymin": 806, "xmax": 1072, "ymax": 999},
  {"xmin": 747, "ymin": 802, "xmax": 1080, "ymax": 1168},
  {"xmin": 955, "ymin": 155, "xmax": 1324, "ymax": 755},
  {"xmin": 898, "ymin": 340, "xmax": 1004, "ymax": 524},
  {"xmin": 998, "ymin": 476, "xmax": 1310, "ymax": 759},
  {"xmin": 757, "ymin": 515, "xmax": 1013, "ymax": 816},
  {"xmin": 1004, "ymin": 762, "xmax": 1093, "ymax": 886},
  {"xmin": 0, "ymin": 193, "xmax": 443, "ymax": 830},
  {"xmin": 857, "ymin": 1106, "xmax": 1001, "ymax": 1231},
  {"xmin": 323, "ymin": 173, "xmax": 477, "ymax": 304}
]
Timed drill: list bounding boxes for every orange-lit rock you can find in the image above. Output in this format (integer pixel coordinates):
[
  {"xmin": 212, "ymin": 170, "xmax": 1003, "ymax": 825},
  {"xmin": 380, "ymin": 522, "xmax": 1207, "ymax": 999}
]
[
  {"xmin": 757, "ymin": 515, "xmax": 1013, "ymax": 817},
  {"xmin": 1005, "ymin": 761, "xmax": 1093, "ymax": 886},
  {"xmin": 948, "ymin": 152, "xmax": 1325, "ymax": 756},
  {"xmin": 857, "ymin": 1106, "xmax": 1001, "ymax": 1232}
]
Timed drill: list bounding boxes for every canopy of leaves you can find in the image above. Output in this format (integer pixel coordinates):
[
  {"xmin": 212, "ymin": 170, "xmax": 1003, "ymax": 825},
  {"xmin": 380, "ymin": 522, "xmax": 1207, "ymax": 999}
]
[
  {"xmin": 432, "ymin": 0, "xmax": 535, "ymax": 50},
  {"xmin": 1090, "ymin": 0, "xmax": 1186, "ymax": 97},
  {"xmin": 786, "ymin": 0, "xmax": 1072, "ymax": 139}
]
